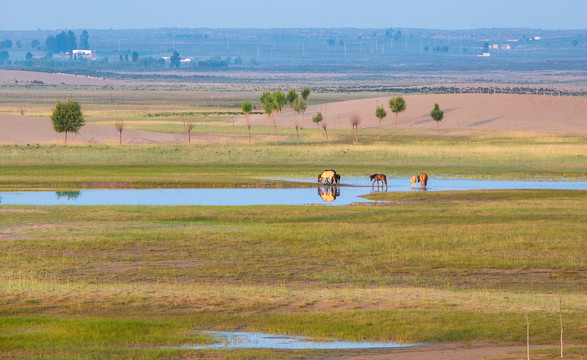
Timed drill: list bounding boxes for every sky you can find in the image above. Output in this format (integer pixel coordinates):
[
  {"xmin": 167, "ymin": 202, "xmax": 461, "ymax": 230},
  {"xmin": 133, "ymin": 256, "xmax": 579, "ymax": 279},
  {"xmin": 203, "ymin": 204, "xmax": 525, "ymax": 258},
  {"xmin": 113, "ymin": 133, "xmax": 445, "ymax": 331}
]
[{"xmin": 1, "ymin": 0, "xmax": 586, "ymax": 31}]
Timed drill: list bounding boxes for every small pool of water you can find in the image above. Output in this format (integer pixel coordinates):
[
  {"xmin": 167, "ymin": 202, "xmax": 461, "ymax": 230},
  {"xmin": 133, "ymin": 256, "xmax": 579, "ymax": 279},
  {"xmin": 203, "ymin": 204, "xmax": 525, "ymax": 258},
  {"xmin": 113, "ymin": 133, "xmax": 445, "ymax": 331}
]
[
  {"xmin": 182, "ymin": 331, "xmax": 415, "ymax": 350},
  {"xmin": 0, "ymin": 177, "xmax": 584, "ymax": 206}
]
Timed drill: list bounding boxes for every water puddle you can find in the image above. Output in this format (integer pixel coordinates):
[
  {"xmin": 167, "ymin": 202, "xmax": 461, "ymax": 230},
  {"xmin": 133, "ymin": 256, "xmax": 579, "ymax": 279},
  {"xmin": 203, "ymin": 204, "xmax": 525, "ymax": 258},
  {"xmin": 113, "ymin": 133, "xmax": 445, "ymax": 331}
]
[
  {"xmin": 0, "ymin": 177, "xmax": 584, "ymax": 206},
  {"xmin": 182, "ymin": 331, "xmax": 415, "ymax": 350}
]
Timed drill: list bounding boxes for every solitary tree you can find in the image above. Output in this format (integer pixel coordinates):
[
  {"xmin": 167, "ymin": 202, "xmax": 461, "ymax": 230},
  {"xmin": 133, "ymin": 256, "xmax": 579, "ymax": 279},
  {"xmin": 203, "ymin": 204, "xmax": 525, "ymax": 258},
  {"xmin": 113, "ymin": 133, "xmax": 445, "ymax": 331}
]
[
  {"xmin": 184, "ymin": 119, "xmax": 195, "ymax": 144},
  {"xmin": 312, "ymin": 112, "xmax": 323, "ymax": 133},
  {"xmin": 51, "ymin": 99, "xmax": 85, "ymax": 145},
  {"xmin": 390, "ymin": 96, "xmax": 407, "ymax": 125},
  {"xmin": 301, "ymin": 87, "xmax": 311, "ymax": 101},
  {"xmin": 241, "ymin": 100, "xmax": 253, "ymax": 145},
  {"xmin": 350, "ymin": 114, "xmax": 361, "ymax": 144},
  {"xmin": 294, "ymin": 98, "xmax": 307, "ymax": 145},
  {"xmin": 294, "ymin": 97, "xmax": 306, "ymax": 124},
  {"xmin": 375, "ymin": 105, "xmax": 387, "ymax": 127},
  {"xmin": 430, "ymin": 102, "xmax": 444, "ymax": 130},
  {"xmin": 115, "ymin": 121, "xmax": 124, "ymax": 145}
]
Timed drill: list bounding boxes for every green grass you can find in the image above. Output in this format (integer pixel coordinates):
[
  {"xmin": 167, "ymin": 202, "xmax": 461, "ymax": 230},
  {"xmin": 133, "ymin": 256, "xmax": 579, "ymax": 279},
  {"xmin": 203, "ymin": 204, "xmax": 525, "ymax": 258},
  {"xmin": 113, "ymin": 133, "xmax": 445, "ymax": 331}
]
[
  {"xmin": 0, "ymin": 139, "xmax": 584, "ymax": 189},
  {"xmin": 0, "ymin": 190, "xmax": 585, "ymax": 358}
]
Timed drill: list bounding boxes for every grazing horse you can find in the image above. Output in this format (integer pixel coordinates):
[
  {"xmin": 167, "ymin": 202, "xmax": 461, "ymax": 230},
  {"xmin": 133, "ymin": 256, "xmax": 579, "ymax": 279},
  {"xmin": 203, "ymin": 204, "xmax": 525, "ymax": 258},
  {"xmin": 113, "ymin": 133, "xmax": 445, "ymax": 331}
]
[
  {"xmin": 418, "ymin": 173, "xmax": 428, "ymax": 187},
  {"xmin": 410, "ymin": 176, "xmax": 418, "ymax": 188},
  {"xmin": 370, "ymin": 174, "xmax": 387, "ymax": 188},
  {"xmin": 318, "ymin": 170, "xmax": 340, "ymax": 185},
  {"xmin": 318, "ymin": 187, "xmax": 340, "ymax": 202}
]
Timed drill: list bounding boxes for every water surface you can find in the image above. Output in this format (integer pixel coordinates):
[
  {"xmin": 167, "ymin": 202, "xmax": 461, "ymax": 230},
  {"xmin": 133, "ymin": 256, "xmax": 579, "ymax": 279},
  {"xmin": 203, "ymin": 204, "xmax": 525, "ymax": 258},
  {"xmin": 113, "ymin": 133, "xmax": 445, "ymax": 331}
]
[
  {"xmin": 0, "ymin": 177, "xmax": 584, "ymax": 206},
  {"xmin": 183, "ymin": 331, "xmax": 414, "ymax": 350}
]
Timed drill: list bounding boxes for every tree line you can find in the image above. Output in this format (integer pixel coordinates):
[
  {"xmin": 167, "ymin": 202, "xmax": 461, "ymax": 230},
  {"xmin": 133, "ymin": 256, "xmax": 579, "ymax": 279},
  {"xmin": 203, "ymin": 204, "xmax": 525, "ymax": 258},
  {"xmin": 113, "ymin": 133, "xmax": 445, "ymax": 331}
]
[{"xmin": 45, "ymin": 30, "xmax": 90, "ymax": 54}]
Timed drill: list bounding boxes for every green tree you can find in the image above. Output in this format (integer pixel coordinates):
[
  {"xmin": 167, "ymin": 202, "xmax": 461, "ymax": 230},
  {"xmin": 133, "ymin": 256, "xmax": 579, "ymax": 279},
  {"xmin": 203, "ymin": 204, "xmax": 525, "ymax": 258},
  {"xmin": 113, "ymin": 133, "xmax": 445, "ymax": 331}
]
[
  {"xmin": 50, "ymin": 99, "xmax": 85, "ymax": 145},
  {"xmin": 25, "ymin": 52, "xmax": 33, "ymax": 61},
  {"xmin": 430, "ymin": 102, "xmax": 444, "ymax": 131},
  {"xmin": 170, "ymin": 51, "xmax": 181, "ymax": 68},
  {"xmin": 301, "ymin": 87, "xmax": 311, "ymax": 101},
  {"xmin": 286, "ymin": 88, "xmax": 298, "ymax": 109},
  {"xmin": 375, "ymin": 105, "xmax": 387, "ymax": 127},
  {"xmin": 293, "ymin": 98, "xmax": 307, "ymax": 145},
  {"xmin": 241, "ymin": 100, "xmax": 253, "ymax": 145},
  {"xmin": 31, "ymin": 39, "xmax": 40, "ymax": 49},
  {"xmin": 390, "ymin": 96, "xmax": 407, "ymax": 125},
  {"xmin": 312, "ymin": 111, "xmax": 323, "ymax": 133},
  {"xmin": 260, "ymin": 91, "xmax": 275, "ymax": 128},
  {"xmin": 273, "ymin": 90, "xmax": 287, "ymax": 113},
  {"xmin": 132, "ymin": 51, "xmax": 139, "ymax": 62}
]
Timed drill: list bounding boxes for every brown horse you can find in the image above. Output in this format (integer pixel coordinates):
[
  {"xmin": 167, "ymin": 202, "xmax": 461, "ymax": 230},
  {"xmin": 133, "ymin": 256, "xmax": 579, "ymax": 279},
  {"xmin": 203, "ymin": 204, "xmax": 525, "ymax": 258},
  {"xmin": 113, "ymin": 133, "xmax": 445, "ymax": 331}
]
[
  {"xmin": 318, "ymin": 170, "xmax": 340, "ymax": 185},
  {"xmin": 418, "ymin": 173, "xmax": 428, "ymax": 187},
  {"xmin": 410, "ymin": 176, "xmax": 418, "ymax": 188},
  {"xmin": 370, "ymin": 174, "xmax": 387, "ymax": 187}
]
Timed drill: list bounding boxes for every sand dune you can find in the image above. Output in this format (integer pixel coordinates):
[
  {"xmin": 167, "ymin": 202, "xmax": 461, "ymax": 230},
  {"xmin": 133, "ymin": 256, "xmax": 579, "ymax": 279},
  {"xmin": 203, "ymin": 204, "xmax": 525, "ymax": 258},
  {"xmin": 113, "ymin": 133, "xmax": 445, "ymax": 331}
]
[{"xmin": 244, "ymin": 93, "xmax": 587, "ymax": 134}]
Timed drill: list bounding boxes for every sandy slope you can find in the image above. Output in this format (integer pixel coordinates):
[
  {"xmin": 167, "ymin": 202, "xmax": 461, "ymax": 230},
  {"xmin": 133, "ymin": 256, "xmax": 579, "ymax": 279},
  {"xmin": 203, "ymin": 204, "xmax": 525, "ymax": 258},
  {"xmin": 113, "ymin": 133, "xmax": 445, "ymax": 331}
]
[
  {"xmin": 0, "ymin": 113, "xmax": 261, "ymax": 145},
  {"xmin": 244, "ymin": 93, "xmax": 587, "ymax": 134},
  {"xmin": 0, "ymin": 93, "xmax": 585, "ymax": 145}
]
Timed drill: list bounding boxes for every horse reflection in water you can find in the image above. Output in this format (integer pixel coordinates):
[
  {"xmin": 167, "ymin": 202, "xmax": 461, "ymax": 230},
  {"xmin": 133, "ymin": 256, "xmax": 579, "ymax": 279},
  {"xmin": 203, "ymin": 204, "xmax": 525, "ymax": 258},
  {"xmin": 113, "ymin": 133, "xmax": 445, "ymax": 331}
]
[{"xmin": 318, "ymin": 186, "xmax": 341, "ymax": 202}]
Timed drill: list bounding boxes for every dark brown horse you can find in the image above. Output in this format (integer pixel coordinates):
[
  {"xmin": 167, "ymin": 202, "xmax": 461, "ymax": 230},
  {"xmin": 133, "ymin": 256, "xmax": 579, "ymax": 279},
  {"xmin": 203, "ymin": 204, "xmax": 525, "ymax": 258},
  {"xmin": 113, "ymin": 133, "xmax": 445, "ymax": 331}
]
[
  {"xmin": 418, "ymin": 173, "xmax": 428, "ymax": 187},
  {"xmin": 370, "ymin": 174, "xmax": 387, "ymax": 188}
]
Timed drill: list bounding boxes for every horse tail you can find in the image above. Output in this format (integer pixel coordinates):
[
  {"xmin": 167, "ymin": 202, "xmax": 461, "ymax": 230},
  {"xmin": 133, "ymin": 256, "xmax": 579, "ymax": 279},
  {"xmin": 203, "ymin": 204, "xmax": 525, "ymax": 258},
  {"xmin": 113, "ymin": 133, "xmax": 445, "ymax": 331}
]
[{"xmin": 383, "ymin": 175, "xmax": 387, "ymax": 186}]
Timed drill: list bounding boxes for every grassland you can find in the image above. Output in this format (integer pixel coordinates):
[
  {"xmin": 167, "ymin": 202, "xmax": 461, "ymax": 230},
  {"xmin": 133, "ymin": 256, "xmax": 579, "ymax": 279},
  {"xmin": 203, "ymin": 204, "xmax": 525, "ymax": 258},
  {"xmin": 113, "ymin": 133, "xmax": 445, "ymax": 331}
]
[
  {"xmin": 1, "ymin": 82, "xmax": 586, "ymax": 359},
  {"xmin": 0, "ymin": 190, "xmax": 585, "ymax": 359},
  {"xmin": 0, "ymin": 133, "xmax": 585, "ymax": 190}
]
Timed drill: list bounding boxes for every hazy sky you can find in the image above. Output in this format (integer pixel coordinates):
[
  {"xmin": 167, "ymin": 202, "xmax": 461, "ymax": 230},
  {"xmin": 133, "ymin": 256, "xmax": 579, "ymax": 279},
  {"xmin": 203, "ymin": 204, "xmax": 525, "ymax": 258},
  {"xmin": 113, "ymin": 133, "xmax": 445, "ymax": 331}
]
[{"xmin": 1, "ymin": 0, "xmax": 586, "ymax": 30}]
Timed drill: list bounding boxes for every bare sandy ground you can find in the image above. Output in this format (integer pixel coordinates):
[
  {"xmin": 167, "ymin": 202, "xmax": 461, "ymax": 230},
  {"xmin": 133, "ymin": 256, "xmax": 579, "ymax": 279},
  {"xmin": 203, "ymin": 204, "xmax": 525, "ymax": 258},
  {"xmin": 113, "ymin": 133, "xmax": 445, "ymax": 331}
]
[
  {"xmin": 0, "ymin": 93, "xmax": 585, "ymax": 145},
  {"xmin": 0, "ymin": 113, "xmax": 260, "ymax": 145},
  {"xmin": 0, "ymin": 70, "xmax": 128, "ymax": 86},
  {"xmin": 244, "ymin": 93, "xmax": 587, "ymax": 134}
]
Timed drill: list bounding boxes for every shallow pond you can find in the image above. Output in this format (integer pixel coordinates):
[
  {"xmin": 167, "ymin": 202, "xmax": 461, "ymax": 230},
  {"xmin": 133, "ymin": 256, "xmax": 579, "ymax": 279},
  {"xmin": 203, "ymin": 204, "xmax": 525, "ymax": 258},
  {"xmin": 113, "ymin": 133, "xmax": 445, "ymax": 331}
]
[
  {"xmin": 182, "ymin": 331, "xmax": 415, "ymax": 350},
  {"xmin": 0, "ymin": 177, "xmax": 584, "ymax": 206}
]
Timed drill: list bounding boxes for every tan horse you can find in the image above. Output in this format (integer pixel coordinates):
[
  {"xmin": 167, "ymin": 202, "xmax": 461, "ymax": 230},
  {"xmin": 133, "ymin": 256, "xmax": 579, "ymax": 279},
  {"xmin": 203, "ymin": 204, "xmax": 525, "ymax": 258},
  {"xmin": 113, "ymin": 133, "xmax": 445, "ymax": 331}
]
[
  {"xmin": 318, "ymin": 170, "xmax": 340, "ymax": 185},
  {"xmin": 418, "ymin": 173, "xmax": 428, "ymax": 187},
  {"xmin": 370, "ymin": 174, "xmax": 387, "ymax": 187},
  {"xmin": 410, "ymin": 176, "xmax": 418, "ymax": 188}
]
